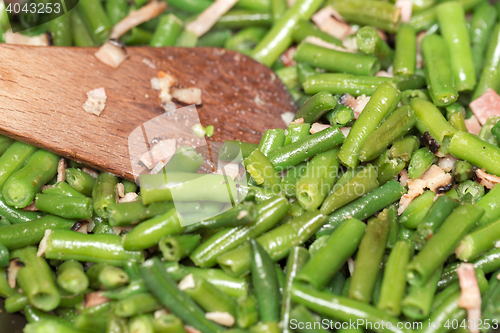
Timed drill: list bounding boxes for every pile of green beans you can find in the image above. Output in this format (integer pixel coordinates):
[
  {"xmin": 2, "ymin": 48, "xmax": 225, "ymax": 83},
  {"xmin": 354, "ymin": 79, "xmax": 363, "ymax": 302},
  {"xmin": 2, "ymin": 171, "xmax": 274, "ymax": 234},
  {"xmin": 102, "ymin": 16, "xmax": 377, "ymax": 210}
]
[{"xmin": 4, "ymin": 0, "xmax": 500, "ymax": 332}]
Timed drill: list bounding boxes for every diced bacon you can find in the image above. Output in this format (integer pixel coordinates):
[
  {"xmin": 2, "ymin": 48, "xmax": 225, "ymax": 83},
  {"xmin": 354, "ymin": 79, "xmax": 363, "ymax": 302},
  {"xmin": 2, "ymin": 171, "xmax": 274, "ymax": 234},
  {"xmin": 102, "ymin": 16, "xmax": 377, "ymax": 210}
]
[
  {"xmin": 82, "ymin": 167, "xmax": 99, "ymax": 178},
  {"xmin": 185, "ymin": 326, "xmax": 202, "ymax": 333},
  {"xmin": 342, "ymin": 36, "xmax": 358, "ymax": 53},
  {"xmin": 23, "ymin": 201, "xmax": 38, "ymax": 211},
  {"xmin": 95, "ymin": 42, "xmax": 128, "ymax": 68},
  {"xmin": 110, "ymin": 1, "xmax": 166, "ymax": 39},
  {"xmin": 291, "ymin": 117, "xmax": 304, "ymax": 125},
  {"xmin": 84, "ymin": 292, "xmax": 110, "ymax": 308},
  {"xmin": 396, "ymin": 0, "xmax": 413, "ymax": 23},
  {"xmin": 5, "ymin": 31, "xmax": 49, "ymax": 46},
  {"xmin": 353, "ymin": 95, "xmax": 370, "ymax": 118},
  {"xmin": 377, "ymin": 29, "xmax": 387, "ymax": 42},
  {"xmin": 76, "ymin": 221, "xmax": 89, "ymax": 234},
  {"xmin": 375, "ymin": 71, "xmax": 393, "ymax": 78},
  {"xmin": 420, "ymin": 165, "xmax": 453, "ymax": 193},
  {"xmin": 304, "ymin": 36, "xmax": 354, "ymax": 53},
  {"xmin": 139, "ymin": 139, "xmax": 176, "ymax": 170},
  {"xmin": 118, "ymin": 192, "xmax": 139, "ymax": 203},
  {"xmin": 171, "ymin": 88, "xmax": 203, "ymax": 105},
  {"xmin": 215, "ymin": 162, "xmax": 240, "ymax": 180},
  {"xmin": 281, "ymin": 112, "xmax": 295, "ymax": 126},
  {"xmin": 57, "ymin": 158, "xmax": 66, "ymax": 183},
  {"xmin": 470, "ymin": 89, "xmax": 500, "ymax": 125},
  {"xmin": 398, "ymin": 179, "xmax": 427, "ymax": 215},
  {"xmin": 464, "ymin": 115, "xmax": 482, "ymax": 135},
  {"xmin": 205, "ymin": 312, "xmax": 235, "ymax": 327},
  {"xmin": 457, "ymin": 263, "xmax": 481, "ymax": 333},
  {"xmin": 37, "ymin": 230, "xmax": 52, "ymax": 257},
  {"xmin": 116, "ymin": 183, "xmax": 125, "ymax": 198},
  {"xmin": 347, "ymin": 257, "xmax": 355, "ymax": 275},
  {"xmin": 287, "ymin": 0, "xmax": 296, "ymax": 6},
  {"xmin": 280, "ymin": 46, "xmax": 297, "ymax": 67},
  {"xmin": 83, "ymin": 88, "xmax": 107, "ymax": 116},
  {"xmin": 178, "ymin": 274, "xmax": 195, "ymax": 290},
  {"xmin": 312, "ymin": 6, "xmax": 353, "ymax": 40},
  {"xmin": 7, "ymin": 258, "xmax": 23, "ymax": 288},
  {"xmin": 399, "ymin": 169, "xmax": 409, "ymax": 187},
  {"xmin": 340, "ymin": 127, "xmax": 351, "ymax": 137},
  {"xmin": 185, "ymin": 0, "xmax": 239, "ymax": 37},
  {"xmin": 475, "ymin": 169, "xmax": 500, "ymax": 190},
  {"xmin": 438, "ymin": 155, "xmax": 458, "ymax": 172},
  {"xmin": 310, "ymin": 123, "xmax": 331, "ymax": 134}
]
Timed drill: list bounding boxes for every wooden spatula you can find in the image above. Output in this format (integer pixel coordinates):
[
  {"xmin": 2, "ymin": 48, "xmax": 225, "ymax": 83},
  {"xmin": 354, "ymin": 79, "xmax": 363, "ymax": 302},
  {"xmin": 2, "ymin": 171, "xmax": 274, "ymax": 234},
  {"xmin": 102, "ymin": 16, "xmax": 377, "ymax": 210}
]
[{"xmin": 0, "ymin": 45, "xmax": 295, "ymax": 181}]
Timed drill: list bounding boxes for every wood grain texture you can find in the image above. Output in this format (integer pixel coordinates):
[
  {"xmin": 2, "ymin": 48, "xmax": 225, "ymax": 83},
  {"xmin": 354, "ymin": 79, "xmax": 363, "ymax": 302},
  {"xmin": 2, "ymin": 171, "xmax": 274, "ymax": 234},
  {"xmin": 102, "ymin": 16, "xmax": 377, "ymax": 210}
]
[{"xmin": 0, "ymin": 44, "xmax": 295, "ymax": 180}]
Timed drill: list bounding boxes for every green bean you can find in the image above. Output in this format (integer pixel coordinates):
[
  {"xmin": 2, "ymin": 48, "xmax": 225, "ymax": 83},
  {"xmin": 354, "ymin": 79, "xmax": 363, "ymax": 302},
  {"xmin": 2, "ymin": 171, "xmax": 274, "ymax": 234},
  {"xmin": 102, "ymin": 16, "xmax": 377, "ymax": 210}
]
[
  {"xmin": 291, "ymin": 20, "xmax": 342, "ymax": 46},
  {"xmin": 0, "ymin": 135, "xmax": 14, "ymax": 157},
  {"xmin": 296, "ymin": 148, "xmax": 340, "ymax": 211},
  {"xmin": 456, "ymin": 219, "xmax": 500, "ymax": 261},
  {"xmin": 122, "ymin": 208, "xmax": 183, "ymax": 251},
  {"xmin": 407, "ymin": 147, "xmax": 436, "ymax": 179},
  {"xmin": 324, "ymin": 104, "xmax": 354, "ymax": 127},
  {"xmin": 450, "ymin": 131, "xmax": 500, "ymax": 176},
  {"xmin": 114, "ymin": 293, "xmax": 162, "ymax": 318},
  {"xmin": 184, "ymin": 202, "xmax": 257, "ymax": 232},
  {"xmin": 473, "ymin": 24, "xmax": 500, "ymax": 100},
  {"xmin": 71, "ymin": 8, "xmax": 97, "ymax": 47},
  {"xmin": 43, "ymin": 229, "xmax": 144, "ymax": 266},
  {"xmin": 295, "ymin": 42, "xmax": 380, "ymax": 76},
  {"xmin": 106, "ymin": 0, "xmax": 129, "ymax": 25},
  {"xmin": 42, "ymin": 181, "xmax": 86, "ymax": 198},
  {"xmin": 87, "ymin": 263, "xmax": 129, "ymax": 290},
  {"xmin": 437, "ymin": 2, "xmax": 476, "ymax": 92},
  {"xmin": 393, "ymin": 24, "xmax": 416, "ymax": 76},
  {"xmin": 289, "ymin": 305, "xmax": 329, "ymax": 333},
  {"xmin": 159, "ymin": 234, "xmax": 200, "ymax": 261},
  {"xmin": 214, "ymin": 10, "xmax": 272, "ymax": 29},
  {"xmin": 140, "ymin": 258, "xmax": 223, "ymax": 333},
  {"xmin": 35, "ymin": 194, "xmax": 92, "ymax": 220},
  {"xmin": 296, "ymin": 218, "xmax": 365, "ymax": 290},
  {"xmin": 284, "ymin": 124, "xmax": 311, "ymax": 146},
  {"xmin": 245, "ymin": 149, "xmax": 281, "ymax": 191},
  {"xmin": 401, "ymin": 266, "xmax": 442, "ymax": 320},
  {"xmin": 15, "ymin": 247, "xmax": 60, "ymax": 311},
  {"xmin": 282, "ymin": 247, "xmax": 310, "ymax": 333},
  {"xmin": 267, "ymin": 125, "xmax": 345, "ymax": 171},
  {"xmin": 249, "ymin": 239, "xmax": 280, "ymax": 323},
  {"xmin": 74, "ymin": 314, "xmax": 107, "ymax": 333},
  {"xmin": 258, "ymin": 129, "xmax": 286, "ymax": 156},
  {"xmin": 407, "ymin": 204, "xmax": 484, "ymax": 286},
  {"xmin": 320, "ymin": 164, "xmax": 378, "ymax": 215},
  {"xmin": 348, "ymin": 217, "xmax": 389, "ymax": 303},
  {"xmin": 457, "ymin": 179, "xmax": 485, "ymax": 204},
  {"xmin": 140, "ymin": 172, "xmax": 239, "ymax": 204},
  {"xmin": 4, "ymin": 293, "xmax": 28, "ymax": 313},
  {"xmin": 359, "ymin": 106, "xmax": 417, "ymax": 162},
  {"xmin": 251, "ymin": 0, "xmax": 323, "ymax": 66},
  {"xmin": 198, "ymin": 28, "xmax": 232, "ymax": 47},
  {"xmin": 217, "ymin": 211, "xmax": 326, "ymax": 276},
  {"xmin": 281, "ymin": 162, "xmax": 307, "ymax": 197},
  {"xmin": 129, "ymin": 314, "xmax": 154, "ymax": 333},
  {"xmin": 293, "ymin": 91, "xmax": 337, "ymax": 124},
  {"xmin": 154, "ymin": 313, "xmax": 186, "ymax": 333},
  {"xmin": 271, "ymin": 0, "xmax": 287, "ymax": 20},
  {"xmin": 390, "ymin": 135, "xmax": 419, "ymax": 162},
  {"xmin": 0, "ymin": 193, "xmax": 42, "ymax": 224},
  {"xmin": 0, "ymin": 142, "xmax": 38, "ymax": 189},
  {"xmin": 225, "ymin": 27, "xmax": 268, "ymax": 55},
  {"xmin": 318, "ymin": 180, "xmax": 406, "ymax": 236},
  {"xmin": 421, "ymin": 35, "xmax": 458, "ymax": 106},
  {"xmin": 0, "ymin": 215, "xmax": 74, "ymax": 250},
  {"xmin": 377, "ymin": 241, "xmax": 411, "ymax": 316},
  {"xmin": 401, "ymin": 89, "xmax": 429, "ymax": 105},
  {"xmin": 356, "ymin": 26, "xmax": 393, "ymax": 70},
  {"xmin": 56, "ymin": 260, "xmax": 89, "ymax": 295},
  {"xmin": 175, "ymin": 30, "xmax": 198, "ymax": 47},
  {"xmin": 400, "ymin": 190, "xmax": 435, "ymax": 229},
  {"xmin": 149, "ymin": 14, "xmax": 184, "ymax": 47},
  {"xmin": 470, "ymin": 3, "xmax": 498, "ymax": 76},
  {"xmin": 235, "ymin": 295, "xmax": 258, "ymax": 328},
  {"xmin": 48, "ymin": 12, "xmax": 72, "ymax": 46},
  {"xmin": 330, "ymin": 0, "xmax": 400, "ymax": 33},
  {"xmin": 339, "ymin": 82, "xmax": 400, "ymax": 168},
  {"xmin": 190, "ymin": 195, "xmax": 289, "ymax": 267},
  {"xmin": 303, "ymin": 73, "xmax": 395, "ymax": 97},
  {"xmin": 92, "ymin": 172, "xmax": 118, "ymax": 218},
  {"xmin": 167, "ymin": 0, "xmax": 211, "ymax": 13},
  {"xmin": 416, "ymin": 195, "xmax": 459, "ymax": 241},
  {"xmin": 291, "ymin": 283, "xmax": 411, "ymax": 333},
  {"xmin": 78, "ymin": 0, "xmax": 112, "ymax": 44},
  {"xmin": 250, "ymin": 322, "xmax": 280, "ymax": 333},
  {"xmin": 108, "ymin": 201, "xmax": 174, "ymax": 227},
  {"xmin": 478, "ymin": 116, "xmax": 500, "ymax": 146}
]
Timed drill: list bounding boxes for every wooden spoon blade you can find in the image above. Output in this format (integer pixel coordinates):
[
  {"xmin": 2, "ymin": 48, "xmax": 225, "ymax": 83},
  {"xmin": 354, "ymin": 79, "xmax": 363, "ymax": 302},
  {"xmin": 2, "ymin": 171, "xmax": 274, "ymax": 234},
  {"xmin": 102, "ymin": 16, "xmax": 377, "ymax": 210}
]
[{"xmin": 0, "ymin": 45, "xmax": 295, "ymax": 180}]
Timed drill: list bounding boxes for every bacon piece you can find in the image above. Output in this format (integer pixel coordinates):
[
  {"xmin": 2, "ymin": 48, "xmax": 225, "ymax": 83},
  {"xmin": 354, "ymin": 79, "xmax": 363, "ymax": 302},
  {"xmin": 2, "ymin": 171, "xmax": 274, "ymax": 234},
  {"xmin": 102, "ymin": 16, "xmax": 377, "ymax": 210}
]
[
  {"xmin": 83, "ymin": 88, "xmax": 107, "ymax": 116},
  {"xmin": 395, "ymin": 0, "xmax": 412, "ymax": 23},
  {"xmin": 312, "ymin": 6, "xmax": 353, "ymax": 40},
  {"xmin": 457, "ymin": 263, "xmax": 481, "ymax": 333},
  {"xmin": 398, "ymin": 179, "xmax": 427, "ymax": 215},
  {"xmin": 475, "ymin": 168, "xmax": 500, "ymax": 190},
  {"xmin": 310, "ymin": 123, "xmax": 331, "ymax": 134},
  {"xmin": 421, "ymin": 165, "xmax": 453, "ymax": 193},
  {"xmin": 280, "ymin": 46, "xmax": 297, "ymax": 67},
  {"xmin": 470, "ymin": 88, "xmax": 500, "ymax": 125}
]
